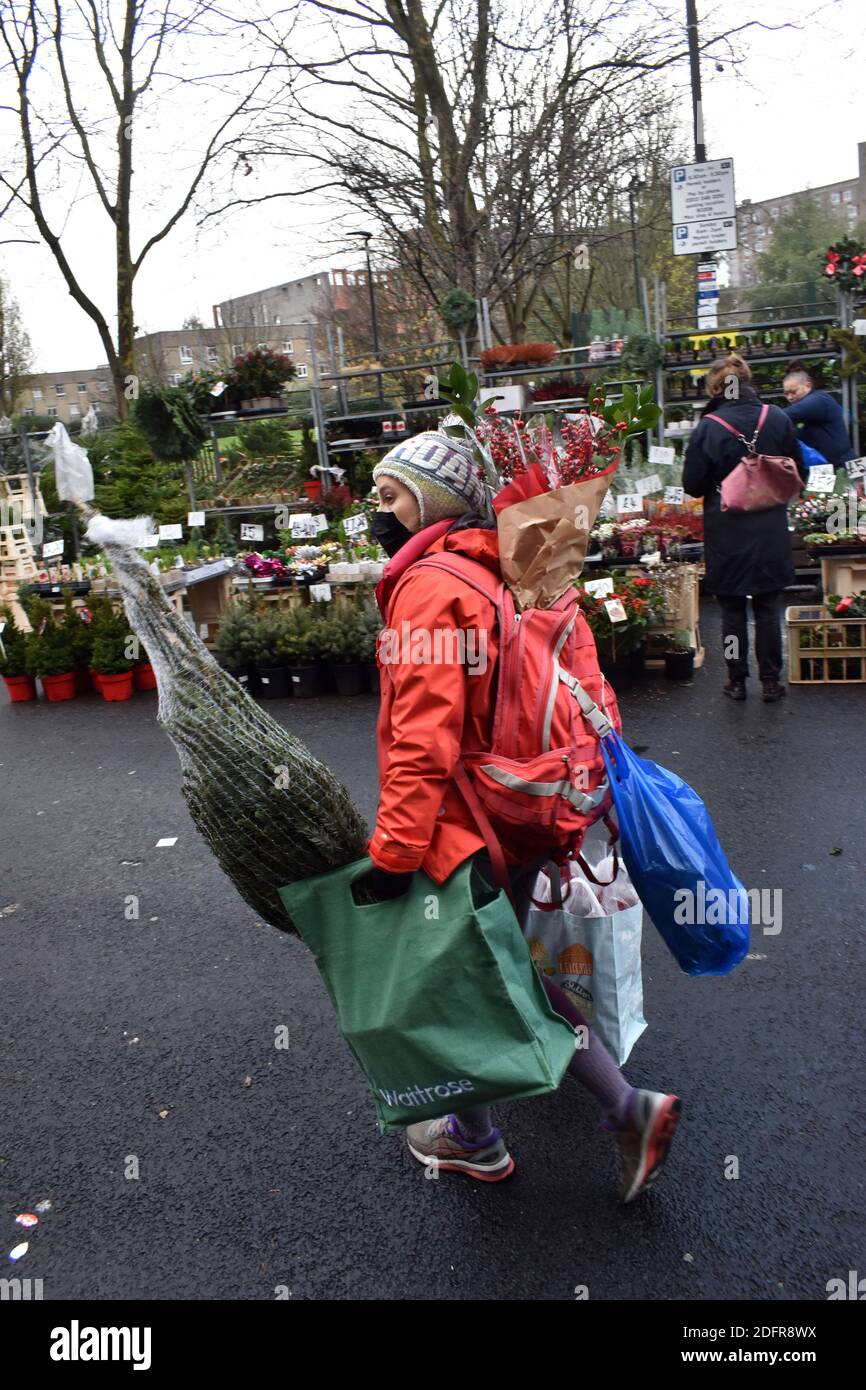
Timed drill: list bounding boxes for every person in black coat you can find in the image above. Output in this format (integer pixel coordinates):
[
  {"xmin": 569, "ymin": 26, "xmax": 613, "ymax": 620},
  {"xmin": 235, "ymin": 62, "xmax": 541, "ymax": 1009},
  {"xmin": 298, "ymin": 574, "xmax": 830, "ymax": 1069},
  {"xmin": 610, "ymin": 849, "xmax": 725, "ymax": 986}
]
[{"xmin": 683, "ymin": 355, "xmax": 807, "ymax": 702}]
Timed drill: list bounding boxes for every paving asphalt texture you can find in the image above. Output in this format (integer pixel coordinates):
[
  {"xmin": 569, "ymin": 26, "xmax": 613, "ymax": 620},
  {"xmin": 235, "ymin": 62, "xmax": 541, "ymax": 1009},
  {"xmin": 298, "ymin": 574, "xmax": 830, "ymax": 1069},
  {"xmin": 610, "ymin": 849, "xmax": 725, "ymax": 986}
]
[{"xmin": 1, "ymin": 600, "xmax": 863, "ymax": 1303}]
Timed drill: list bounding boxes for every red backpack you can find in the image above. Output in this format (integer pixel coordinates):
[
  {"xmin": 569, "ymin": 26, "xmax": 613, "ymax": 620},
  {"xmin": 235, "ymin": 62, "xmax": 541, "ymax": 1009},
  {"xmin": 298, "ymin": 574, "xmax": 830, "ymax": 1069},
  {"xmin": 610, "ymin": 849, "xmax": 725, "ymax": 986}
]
[{"xmin": 398, "ymin": 552, "xmax": 621, "ymax": 882}]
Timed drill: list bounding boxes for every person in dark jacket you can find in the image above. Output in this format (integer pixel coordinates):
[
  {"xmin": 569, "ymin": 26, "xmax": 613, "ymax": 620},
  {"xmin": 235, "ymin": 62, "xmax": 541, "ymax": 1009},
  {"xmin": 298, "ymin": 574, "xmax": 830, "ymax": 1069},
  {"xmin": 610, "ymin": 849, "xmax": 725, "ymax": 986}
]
[
  {"xmin": 782, "ymin": 369, "xmax": 855, "ymax": 468},
  {"xmin": 683, "ymin": 355, "xmax": 807, "ymax": 702}
]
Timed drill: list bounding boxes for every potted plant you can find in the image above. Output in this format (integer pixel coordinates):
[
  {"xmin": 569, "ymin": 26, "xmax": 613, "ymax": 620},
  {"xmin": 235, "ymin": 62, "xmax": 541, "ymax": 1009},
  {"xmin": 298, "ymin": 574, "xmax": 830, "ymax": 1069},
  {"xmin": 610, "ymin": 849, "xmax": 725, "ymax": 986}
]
[
  {"xmin": 0, "ymin": 605, "xmax": 37, "ymax": 702},
  {"xmin": 318, "ymin": 606, "xmax": 365, "ymax": 695},
  {"xmin": 91, "ymin": 612, "xmax": 137, "ymax": 700},
  {"xmin": 133, "ymin": 639, "xmax": 158, "ymax": 691},
  {"xmin": 60, "ymin": 586, "xmax": 94, "ymax": 692},
  {"xmin": 357, "ymin": 601, "xmax": 382, "ymax": 694},
  {"xmin": 621, "ymin": 332, "xmax": 664, "ymax": 379},
  {"xmin": 249, "ymin": 609, "xmax": 292, "ymax": 699},
  {"xmin": 27, "ymin": 604, "xmax": 78, "ymax": 701},
  {"xmin": 664, "ymin": 632, "xmax": 696, "ymax": 681},
  {"xmin": 734, "ymin": 334, "xmax": 750, "ymax": 358},
  {"xmin": 225, "ymin": 348, "xmax": 296, "ymax": 410},
  {"xmin": 479, "ymin": 342, "xmax": 557, "ymax": 370},
  {"xmin": 213, "ymin": 599, "xmax": 262, "ymax": 695},
  {"xmin": 272, "ymin": 605, "xmax": 320, "ymax": 698}
]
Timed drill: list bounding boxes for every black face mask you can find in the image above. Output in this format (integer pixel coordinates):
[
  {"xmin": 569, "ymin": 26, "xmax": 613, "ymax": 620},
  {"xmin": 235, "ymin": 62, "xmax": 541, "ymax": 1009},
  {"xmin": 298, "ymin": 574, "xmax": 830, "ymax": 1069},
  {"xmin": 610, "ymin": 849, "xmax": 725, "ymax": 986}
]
[{"xmin": 371, "ymin": 510, "xmax": 414, "ymax": 558}]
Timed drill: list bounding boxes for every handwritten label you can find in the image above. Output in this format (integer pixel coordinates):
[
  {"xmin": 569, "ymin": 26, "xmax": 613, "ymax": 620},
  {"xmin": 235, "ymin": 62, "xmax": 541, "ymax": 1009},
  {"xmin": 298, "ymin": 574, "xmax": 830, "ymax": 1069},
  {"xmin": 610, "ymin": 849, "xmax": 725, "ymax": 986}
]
[
  {"xmin": 159, "ymin": 523, "xmax": 183, "ymax": 540},
  {"xmin": 309, "ymin": 583, "xmax": 332, "ymax": 602},
  {"xmin": 636, "ymin": 473, "xmax": 663, "ymax": 496},
  {"xmin": 240, "ymin": 523, "xmax": 264, "ymax": 543},
  {"xmin": 616, "ymin": 493, "xmax": 643, "ymax": 514},
  {"xmin": 584, "ymin": 577, "xmax": 615, "ymax": 598},
  {"xmin": 343, "ymin": 513, "xmax": 369, "ymax": 537},
  {"xmin": 845, "ymin": 457, "xmax": 866, "ymax": 479},
  {"xmin": 188, "ymin": 510, "xmax": 206, "ymax": 527},
  {"xmin": 664, "ymin": 486, "xmax": 685, "ymax": 504},
  {"xmin": 42, "ymin": 539, "xmax": 64, "ymax": 558},
  {"xmin": 604, "ymin": 598, "xmax": 628, "ymax": 624},
  {"xmin": 806, "ymin": 466, "xmax": 836, "ymax": 494},
  {"xmin": 143, "ymin": 534, "xmax": 160, "ymax": 548},
  {"xmin": 314, "ymin": 514, "xmax": 329, "ymax": 533},
  {"xmin": 289, "ymin": 513, "xmax": 318, "ymax": 539},
  {"xmin": 649, "ymin": 445, "xmax": 676, "ymax": 466}
]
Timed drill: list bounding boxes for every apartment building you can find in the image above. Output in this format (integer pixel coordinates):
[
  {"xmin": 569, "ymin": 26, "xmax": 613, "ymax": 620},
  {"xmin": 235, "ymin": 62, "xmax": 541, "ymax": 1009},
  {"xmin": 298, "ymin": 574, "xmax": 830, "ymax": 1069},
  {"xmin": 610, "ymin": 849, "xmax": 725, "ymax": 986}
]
[
  {"xmin": 16, "ymin": 324, "xmax": 316, "ymax": 424},
  {"xmin": 727, "ymin": 139, "xmax": 866, "ymax": 289},
  {"xmin": 16, "ymin": 365, "xmax": 113, "ymax": 426},
  {"xmin": 213, "ymin": 266, "xmax": 377, "ymax": 332}
]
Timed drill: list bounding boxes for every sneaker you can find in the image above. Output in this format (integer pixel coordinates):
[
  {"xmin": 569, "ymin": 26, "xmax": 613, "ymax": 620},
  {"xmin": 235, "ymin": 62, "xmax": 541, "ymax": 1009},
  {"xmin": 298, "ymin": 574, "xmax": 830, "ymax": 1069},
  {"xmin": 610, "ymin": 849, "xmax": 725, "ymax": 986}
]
[
  {"xmin": 762, "ymin": 679, "xmax": 786, "ymax": 702},
  {"xmin": 614, "ymin": 1090, "xmax": 681, "ymax": 1203},
  {"xmin": 723, "ymin": 678, "xmax": 746, "ymax": 700},
  {"xmin": 405, "ymin": 1115, "xmax": 515, "ymax": 1182}
]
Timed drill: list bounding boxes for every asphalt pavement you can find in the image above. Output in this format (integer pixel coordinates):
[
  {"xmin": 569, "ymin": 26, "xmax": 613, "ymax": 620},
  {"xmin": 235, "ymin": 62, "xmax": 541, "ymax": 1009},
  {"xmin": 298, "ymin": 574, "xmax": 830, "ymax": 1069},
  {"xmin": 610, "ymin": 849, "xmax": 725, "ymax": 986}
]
[{"xmin": 1, "ymin": 600, "xmax": 864, "ymax": 1301}]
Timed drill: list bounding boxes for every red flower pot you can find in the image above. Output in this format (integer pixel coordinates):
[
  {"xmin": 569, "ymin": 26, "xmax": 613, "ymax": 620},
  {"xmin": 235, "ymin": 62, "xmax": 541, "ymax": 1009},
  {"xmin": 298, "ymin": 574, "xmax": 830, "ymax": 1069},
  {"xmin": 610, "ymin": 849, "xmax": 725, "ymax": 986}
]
[
  {"xmin": 42, "ymin": 671, "xmax": 78, "ymax": 702},
  {"xmin": 133, "ymin": 661, "xmax": 158, "ymax": 691},
  {"xmin": 3, "ymin": 673, "xmax": 37, "ymax": 703},
  {"xmin": 303, "ymin": 480, "xmax": 323, "ymax": 500},
  {"xmin": 98, "ymin": 671, "xmax": 135, "ymax": 701},
  {"xmin": 74, "ymin": 664, "xmax": 93, "ymax": 694}
]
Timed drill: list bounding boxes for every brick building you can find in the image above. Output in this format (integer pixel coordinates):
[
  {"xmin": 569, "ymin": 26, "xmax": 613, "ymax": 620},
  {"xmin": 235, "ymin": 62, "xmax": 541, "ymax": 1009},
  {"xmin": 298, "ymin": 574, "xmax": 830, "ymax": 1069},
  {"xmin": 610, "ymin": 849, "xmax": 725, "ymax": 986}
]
[{"xmin": 727, "ymin": 140, "xmax": 865, "ymax": 289}]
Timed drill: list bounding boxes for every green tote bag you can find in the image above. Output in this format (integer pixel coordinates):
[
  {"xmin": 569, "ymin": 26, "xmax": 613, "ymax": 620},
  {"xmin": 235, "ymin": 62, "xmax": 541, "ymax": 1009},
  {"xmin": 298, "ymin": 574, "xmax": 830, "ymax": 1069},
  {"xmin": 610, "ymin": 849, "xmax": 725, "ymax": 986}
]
[{"xmin": 279, "ymin": 856, "xmax": 577, "ymax": 1133}]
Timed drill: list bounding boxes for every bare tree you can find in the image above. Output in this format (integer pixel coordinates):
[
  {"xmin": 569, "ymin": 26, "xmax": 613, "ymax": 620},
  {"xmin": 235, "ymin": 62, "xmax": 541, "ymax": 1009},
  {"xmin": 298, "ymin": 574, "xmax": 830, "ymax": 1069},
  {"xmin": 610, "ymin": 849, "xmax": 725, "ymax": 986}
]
[
  {"xmin": 0, "ymin": 270, "xmax": 34, "ymax": 415},
  {"xmin": 217, "ymin": 1, "xmax": 790, "ymax": 342},
  {"xmin": 0, "ymin": 0, "xmax": 279, "ymax": 417}
]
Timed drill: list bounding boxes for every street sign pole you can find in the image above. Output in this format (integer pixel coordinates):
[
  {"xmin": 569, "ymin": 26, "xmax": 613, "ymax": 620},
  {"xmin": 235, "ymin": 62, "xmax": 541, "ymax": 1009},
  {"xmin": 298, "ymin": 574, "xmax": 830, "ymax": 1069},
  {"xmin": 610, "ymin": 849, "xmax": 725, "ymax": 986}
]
[{"xmin": 686, "ymin": 0, "xmax": 708, "ymax": 327}]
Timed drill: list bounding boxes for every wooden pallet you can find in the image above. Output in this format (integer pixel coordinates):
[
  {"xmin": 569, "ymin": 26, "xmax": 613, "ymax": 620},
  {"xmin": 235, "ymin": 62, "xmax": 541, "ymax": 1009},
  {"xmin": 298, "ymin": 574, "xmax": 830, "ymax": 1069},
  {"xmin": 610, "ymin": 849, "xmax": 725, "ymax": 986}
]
[{"xmin": 786, "ymin": 605, "xmax": 866, "ymax": 684}]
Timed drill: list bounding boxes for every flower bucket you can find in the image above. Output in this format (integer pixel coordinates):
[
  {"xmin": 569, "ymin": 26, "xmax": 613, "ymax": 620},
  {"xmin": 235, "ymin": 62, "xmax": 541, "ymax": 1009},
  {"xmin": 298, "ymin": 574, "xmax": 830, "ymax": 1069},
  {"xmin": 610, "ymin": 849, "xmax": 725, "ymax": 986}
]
[
  {"xmin": 664, "ymin": 650, "xmax": 695, "ymax": 681},
  {"xmin": 74, "ymin": 664, "xmax": 94, "ymax": 694},
  {"xmin": 303, "ymin": 480, "xmax": 323, "ymax": 500},
  {"xmin": 98, "ymin": 670, "xmax": 135, "ymax": 701},
  {"xmin": 42, "ymin": 671, "xmax": 78, "ymax": 702},
  {"xmin": 133, "ymin": 661, "xmax": 158, "ymax": 691},
  {"xmin": 3, "ymin": 673, "xmax": 37, "ymax": 703}
]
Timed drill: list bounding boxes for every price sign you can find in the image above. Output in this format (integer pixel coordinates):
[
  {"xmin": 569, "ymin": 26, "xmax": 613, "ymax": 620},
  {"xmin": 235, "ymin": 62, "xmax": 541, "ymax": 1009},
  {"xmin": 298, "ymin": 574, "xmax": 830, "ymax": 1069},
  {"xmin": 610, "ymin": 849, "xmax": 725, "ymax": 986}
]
[
  {"xmin": 343, "ymin": 513, "xmax": 369, "ymax": 538},
  {"xmin": 636, "ymin": 473, "xmax": 663, "ymax": 496},
  {"xmin": 649, "ymin": 445, "xmax": 676, "ymax": 466},
  {"xmin": 314, "ymin": 514, "xmax": 329, "ymax": 533},
  {"xmin": 143, "ymin": 534, "xmax": 160, "ymax": 548},
  {"xmin": 845, "ymin": 457, "xmax": 866, "ymax": 479},
  {"xmin": 187, "ymin": 510, "xmax": 206, "ymax": 527},
  {"xmin": 584, "ymin": 577, "xmax": 615, "ymax": 598},
  {"xmin": 853, "ymin": 321, "xmax": 866, "ymax": 336},
  {"xmin": 806, "ymin": 466, "xmax": 836, "ymax": 494},
  {"xmin": 42, "ymin": 539, "xmax": 64, "ymax": 558},
  {"xmin": 159, "ymin": 523, "xmax": 183, "ymax": 541},
  {"xmin": 289, "ymin": 513, "xmax": 317, "ymax": 539},
  {"xmin": 664, "ymin": 486, "xmax": 685, "ymax": 504},
  {"xmin": 240, "ymin": 523, "xmax": 264, "ymax": 543},
  {"xmin": 604, "ymin": 598, "xmax": 628, "ymax": 624},
  {"xmin": 309, "ymin": 583, "xmax": 332, "ymax": 603},
  {"xmin": 616, "ymin": 493, "xmax": 643, "ymax": 514}
]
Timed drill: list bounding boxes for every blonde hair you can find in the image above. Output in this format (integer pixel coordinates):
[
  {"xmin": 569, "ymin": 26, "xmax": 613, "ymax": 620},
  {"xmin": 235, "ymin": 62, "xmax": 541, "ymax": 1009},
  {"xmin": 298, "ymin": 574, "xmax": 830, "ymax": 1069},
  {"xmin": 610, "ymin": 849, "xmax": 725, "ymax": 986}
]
[{"xmin": 705, "ymin": 353, "xmax": 753, "ymax": 399}]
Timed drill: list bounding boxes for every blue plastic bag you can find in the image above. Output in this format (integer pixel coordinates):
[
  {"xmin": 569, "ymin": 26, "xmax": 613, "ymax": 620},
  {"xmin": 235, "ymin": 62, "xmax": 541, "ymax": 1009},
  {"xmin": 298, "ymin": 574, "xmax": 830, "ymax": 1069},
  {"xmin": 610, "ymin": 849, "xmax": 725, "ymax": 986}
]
[
  {"xmin": 599, "ymin": 732, "xmax": 749, "ymax": 976},
  {"xmin": 798, "ymin": 441, "xmax": 828, "ymax": 469}
]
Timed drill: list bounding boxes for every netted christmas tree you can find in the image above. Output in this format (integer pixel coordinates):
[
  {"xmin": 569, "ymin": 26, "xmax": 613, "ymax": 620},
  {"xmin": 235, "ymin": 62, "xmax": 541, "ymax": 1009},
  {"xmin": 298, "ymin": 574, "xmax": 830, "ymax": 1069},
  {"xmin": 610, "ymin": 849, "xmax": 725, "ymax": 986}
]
[{"xmin": 45, "ymin": 424, "xmax": 368, "ymax": 933}]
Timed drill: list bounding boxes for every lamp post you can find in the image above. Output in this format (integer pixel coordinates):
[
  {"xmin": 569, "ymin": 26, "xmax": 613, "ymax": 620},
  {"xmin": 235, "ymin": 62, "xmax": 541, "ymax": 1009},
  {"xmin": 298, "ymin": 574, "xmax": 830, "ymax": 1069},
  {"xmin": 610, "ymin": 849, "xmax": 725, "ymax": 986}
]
[
  {"xmin": 359, "ymin": 231, "xmax": 383, "ymax": 405},
  {"xmin": 627, "ymin": 177, "xmax": 644, "ymax": 313}
]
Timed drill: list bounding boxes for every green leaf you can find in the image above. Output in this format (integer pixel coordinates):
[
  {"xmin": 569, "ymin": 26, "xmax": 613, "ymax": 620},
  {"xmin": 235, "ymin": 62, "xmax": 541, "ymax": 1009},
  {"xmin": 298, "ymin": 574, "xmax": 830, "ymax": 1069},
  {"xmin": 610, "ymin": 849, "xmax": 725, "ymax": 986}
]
[{"xmin": 622, "ymin": 384, "xmax": 637, "ymax": 419}]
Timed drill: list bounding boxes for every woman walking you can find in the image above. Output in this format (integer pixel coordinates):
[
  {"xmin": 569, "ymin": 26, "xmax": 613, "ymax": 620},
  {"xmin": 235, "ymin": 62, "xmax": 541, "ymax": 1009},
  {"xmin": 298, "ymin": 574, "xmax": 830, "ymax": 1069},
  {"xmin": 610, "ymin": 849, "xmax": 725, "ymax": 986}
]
[
  {"xmin": 364, "ymin": 431, "xmax": 681, "ymax": 1202},
  {"xmin": 683, "ymin": 355, "xmax": 807, "ymax": 702}
]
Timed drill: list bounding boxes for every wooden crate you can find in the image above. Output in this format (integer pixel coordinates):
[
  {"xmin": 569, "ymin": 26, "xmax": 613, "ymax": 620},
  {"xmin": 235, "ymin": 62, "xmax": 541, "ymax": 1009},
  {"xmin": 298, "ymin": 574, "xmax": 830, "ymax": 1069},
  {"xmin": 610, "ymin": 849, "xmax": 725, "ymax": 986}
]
[
  {"xmin": 819, "ymin": 553, "xmax": 866, "ymax": 601},
  {"xmin": 786, "ymin": 605, "xmax": 866, "ymax": 684}
]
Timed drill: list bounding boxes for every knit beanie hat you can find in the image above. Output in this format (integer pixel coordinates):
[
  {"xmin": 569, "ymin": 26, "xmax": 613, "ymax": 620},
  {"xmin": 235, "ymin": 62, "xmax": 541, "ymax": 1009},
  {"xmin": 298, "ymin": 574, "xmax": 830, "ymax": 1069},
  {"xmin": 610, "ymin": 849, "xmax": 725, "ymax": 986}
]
[{"xmin": 373, "ymin": 431, "xmax": 486, "ymax": 527}]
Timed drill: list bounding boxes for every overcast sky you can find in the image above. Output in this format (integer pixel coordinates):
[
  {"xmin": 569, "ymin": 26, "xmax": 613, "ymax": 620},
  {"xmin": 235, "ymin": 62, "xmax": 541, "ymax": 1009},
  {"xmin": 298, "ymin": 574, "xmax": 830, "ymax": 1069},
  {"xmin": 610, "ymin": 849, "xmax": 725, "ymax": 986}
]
[{"xmin": 2, "ymin": 0, "xmax": 862, "ymax": 374}]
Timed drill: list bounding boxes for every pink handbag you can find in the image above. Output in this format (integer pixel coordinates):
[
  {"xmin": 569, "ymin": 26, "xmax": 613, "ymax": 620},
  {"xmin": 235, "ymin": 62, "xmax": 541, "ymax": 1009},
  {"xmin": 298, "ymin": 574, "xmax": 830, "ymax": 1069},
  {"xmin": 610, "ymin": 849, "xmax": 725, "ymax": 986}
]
[{"xmin": 705, "ymin": 403, "xmax": 804, "ymax": 513}]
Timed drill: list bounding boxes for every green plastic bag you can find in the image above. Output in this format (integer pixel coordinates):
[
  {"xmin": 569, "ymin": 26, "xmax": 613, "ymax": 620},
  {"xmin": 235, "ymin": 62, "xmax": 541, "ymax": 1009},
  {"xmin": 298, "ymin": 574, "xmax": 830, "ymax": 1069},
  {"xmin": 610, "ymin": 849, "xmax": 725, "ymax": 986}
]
[{"xmin": 279, "ymin": 856, "xmax": 577, "ymax": 1133}]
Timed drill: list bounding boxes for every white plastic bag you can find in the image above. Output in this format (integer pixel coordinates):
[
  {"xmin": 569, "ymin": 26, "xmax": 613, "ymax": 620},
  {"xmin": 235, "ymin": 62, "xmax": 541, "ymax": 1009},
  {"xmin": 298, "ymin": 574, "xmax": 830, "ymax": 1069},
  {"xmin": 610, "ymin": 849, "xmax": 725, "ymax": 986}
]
[
  {"xmin": 44, "ymin": 422, "xmax": 94, "ymax": 503},
  {"xmin": 521, "ymin": 853, "xmax": 646, "ymax": 1066}
]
